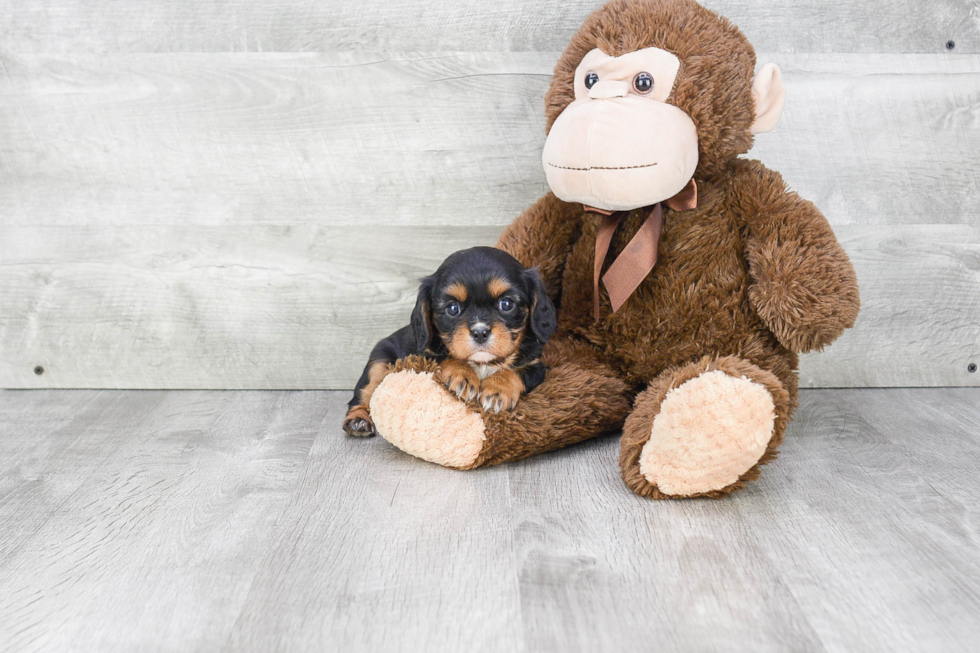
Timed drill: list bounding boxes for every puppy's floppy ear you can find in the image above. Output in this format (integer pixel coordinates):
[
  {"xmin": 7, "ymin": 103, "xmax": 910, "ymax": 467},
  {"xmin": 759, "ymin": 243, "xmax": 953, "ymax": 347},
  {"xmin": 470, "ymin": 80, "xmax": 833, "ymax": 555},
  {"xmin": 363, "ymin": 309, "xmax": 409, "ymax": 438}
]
[
  {"xmin": 524, "ymin": 268, "xmax": 556, "ymax": 342},
  {"xmin": 410, "ymin": 275, "xmax": 436, "ymax": 353}
]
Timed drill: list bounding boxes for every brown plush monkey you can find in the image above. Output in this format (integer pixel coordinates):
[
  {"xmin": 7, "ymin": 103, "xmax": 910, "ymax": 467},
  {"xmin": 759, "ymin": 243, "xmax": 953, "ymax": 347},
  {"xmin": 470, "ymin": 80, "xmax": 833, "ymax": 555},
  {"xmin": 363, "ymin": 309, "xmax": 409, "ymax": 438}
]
[{"xmin": 366, "ymin": 0, "xmax": 860, "ymax": 498}]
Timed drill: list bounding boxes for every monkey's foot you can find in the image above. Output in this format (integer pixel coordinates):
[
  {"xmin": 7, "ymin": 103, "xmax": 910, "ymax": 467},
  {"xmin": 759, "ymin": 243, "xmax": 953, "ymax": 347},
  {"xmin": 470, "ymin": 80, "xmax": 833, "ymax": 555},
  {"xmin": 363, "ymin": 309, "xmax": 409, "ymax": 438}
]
[
  {"xmin": 620, "ymin": 357, "xmax": 790, "ymax": 498},
  {"xmin": 370, "ymin": 358, "xmax": 487, "ymax": 469}
]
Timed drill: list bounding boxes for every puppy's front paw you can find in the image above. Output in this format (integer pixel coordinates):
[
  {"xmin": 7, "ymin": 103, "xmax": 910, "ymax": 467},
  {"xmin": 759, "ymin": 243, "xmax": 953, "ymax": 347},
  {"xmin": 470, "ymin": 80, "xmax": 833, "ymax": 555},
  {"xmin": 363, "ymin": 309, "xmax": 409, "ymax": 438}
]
[
  {"xmin": 478, "ymin": 369, "xmax": 524, "ymax": 413},
  {"xmin": 343, "ymin": 406, "xmax": 377, "ymax": 437},
  {"xmin": 439, "ymin": 359, "xmax": 480, "ymax": 402}
]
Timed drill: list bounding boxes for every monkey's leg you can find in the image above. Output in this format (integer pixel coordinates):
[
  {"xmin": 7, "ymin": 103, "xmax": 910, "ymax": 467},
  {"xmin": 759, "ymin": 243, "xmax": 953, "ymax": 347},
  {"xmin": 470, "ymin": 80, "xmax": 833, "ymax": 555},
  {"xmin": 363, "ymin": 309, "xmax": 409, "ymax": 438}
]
[
  {"xmin": 619, "ymin": 356, "xmax": 793, "ymax": 499},
  {"xmin": 368, "ymin": 340, "xmax": 632, "ymax": 469}
]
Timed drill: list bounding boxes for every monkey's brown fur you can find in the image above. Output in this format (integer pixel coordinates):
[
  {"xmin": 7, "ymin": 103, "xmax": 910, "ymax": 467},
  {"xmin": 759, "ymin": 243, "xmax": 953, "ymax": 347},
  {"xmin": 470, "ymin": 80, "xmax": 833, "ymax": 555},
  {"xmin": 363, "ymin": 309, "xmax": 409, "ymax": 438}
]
[{"xmin": 374, "ymin": 0, "xmax": 859, "ymax": 497}]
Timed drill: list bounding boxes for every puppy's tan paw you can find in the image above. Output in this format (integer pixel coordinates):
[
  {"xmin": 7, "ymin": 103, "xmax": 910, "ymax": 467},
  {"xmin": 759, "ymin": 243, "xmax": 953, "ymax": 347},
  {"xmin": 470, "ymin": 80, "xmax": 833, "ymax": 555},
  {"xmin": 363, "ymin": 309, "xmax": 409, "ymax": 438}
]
[
  {"xmin": 478, "ymin": 369, "xmax": 524, "ymax": 413},
  {"xmin": 439, "ymin": 359, "xmax": 480, "ymax": 402}
]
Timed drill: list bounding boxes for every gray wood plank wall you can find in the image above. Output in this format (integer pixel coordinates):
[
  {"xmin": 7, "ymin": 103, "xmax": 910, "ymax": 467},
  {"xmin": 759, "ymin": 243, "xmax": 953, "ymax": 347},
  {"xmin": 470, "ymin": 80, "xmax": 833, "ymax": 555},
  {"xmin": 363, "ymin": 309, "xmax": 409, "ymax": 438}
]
[{"xmin": 1, "ymin": 2, "xmax": 978, "ymax": 389}]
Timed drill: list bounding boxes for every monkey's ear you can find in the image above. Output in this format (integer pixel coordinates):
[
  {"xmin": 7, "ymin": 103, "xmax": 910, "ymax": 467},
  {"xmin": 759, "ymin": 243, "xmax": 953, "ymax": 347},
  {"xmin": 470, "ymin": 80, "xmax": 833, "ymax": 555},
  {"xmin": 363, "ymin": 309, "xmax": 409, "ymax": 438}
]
[
  {"xmin": 525, "ymin": 268, "xmax": 556, "ymax": 342},
  {"xmin": 750, "ymin": 63, "xmax": 786, "ymax": 135},
  {"xmin": 410, "ymin": 276, "xmax": 435, "ymax": 353}
]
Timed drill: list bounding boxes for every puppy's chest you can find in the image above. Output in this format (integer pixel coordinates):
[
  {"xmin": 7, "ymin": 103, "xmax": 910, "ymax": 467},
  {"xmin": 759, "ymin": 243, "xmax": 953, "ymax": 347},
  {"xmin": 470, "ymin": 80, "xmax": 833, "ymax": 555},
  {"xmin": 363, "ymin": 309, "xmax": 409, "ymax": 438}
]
[{"xmin": 469, "ymin": 362, "xmax": 504, "ymax": 380}]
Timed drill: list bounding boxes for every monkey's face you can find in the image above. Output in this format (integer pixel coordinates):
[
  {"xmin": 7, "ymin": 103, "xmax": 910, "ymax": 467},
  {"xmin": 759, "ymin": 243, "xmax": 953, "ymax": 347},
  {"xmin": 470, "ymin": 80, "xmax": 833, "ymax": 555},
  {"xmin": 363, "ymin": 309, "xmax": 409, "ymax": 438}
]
[{"xmin": 543, "ymin": 46, "xmax": 699, "ymax": 212}]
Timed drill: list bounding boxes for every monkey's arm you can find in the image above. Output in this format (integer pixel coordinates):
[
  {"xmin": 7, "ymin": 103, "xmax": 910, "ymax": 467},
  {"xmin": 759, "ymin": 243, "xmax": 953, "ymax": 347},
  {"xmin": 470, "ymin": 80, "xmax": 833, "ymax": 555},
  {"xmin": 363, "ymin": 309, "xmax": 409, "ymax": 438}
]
[
  {"xmin": 496, "ymin": 192, "xmax": 583, "ymax": 300},
  {"xmin": 733, "ymin": 160, "xmax": 860, "ymax": 353}
]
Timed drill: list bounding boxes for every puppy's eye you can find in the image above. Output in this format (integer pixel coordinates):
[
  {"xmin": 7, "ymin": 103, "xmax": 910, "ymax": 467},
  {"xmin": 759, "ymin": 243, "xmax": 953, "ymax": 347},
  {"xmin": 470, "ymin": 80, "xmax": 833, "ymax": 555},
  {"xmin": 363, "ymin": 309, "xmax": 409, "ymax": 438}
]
[
  {"xmin": 584, "ymin": 72, "xmax": 599, "ymax": 89},
  {"xmin": 446, "ymin": 302, "xmax": 461, "ymax": 317},
  {"xmin": 498, "ymin": 298, "xmax": 515, "ymax": 312},
  {"xmin": 633, "ymin": 72, "xmax": 654, "ymax": 94}
]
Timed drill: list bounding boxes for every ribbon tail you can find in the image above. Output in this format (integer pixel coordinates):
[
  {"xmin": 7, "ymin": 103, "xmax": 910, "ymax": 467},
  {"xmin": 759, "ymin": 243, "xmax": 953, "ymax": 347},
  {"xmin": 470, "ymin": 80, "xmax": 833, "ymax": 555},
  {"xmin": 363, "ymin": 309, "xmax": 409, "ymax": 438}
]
[
  {"xmin": 601, "ymin": 203, "xmax": 664, "ymax": 313},
  {"xmin": 593, "ymin": 213, "xmax": 623, "ymax": 321}
]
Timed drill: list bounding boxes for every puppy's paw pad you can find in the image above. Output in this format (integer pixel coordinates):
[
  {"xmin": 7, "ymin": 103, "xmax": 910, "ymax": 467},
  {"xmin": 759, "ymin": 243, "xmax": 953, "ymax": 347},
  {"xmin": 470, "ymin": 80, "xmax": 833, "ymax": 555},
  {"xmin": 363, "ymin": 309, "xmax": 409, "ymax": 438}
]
[{"xmin": 344, "ymin": 413, "xmax": 377, "ymax": 437}]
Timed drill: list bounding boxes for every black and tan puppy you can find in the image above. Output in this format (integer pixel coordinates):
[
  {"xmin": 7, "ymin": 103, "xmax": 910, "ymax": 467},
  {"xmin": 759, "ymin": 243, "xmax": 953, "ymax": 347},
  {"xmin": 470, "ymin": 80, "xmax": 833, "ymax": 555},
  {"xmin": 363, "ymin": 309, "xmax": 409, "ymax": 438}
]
[{"xmin": 343, "ymin": 246, "xmax": 556, "ymax": 437}]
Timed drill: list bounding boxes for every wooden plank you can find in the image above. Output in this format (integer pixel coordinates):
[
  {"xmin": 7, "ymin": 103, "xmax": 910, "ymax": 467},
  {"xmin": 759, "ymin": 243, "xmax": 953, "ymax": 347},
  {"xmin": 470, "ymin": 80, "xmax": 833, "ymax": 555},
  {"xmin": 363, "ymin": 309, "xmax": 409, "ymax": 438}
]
[
  {"xmin": 0, "ymin": 53, "xmax": 977, "ymax": 229},
  {"xmin": 0, "ymin": 390, "xmax": 166, "ymax": 567},
  {"xmin": 0, "ymin": 389, "xmax": 323, "ymax": 651},
  {"xmin": 1, "ymin": 52, "xmax": 977, "ymax": 388},
  {"xmin": 799, "ymin": 224, "xmax": 980, "ymax": 388},
  {"xmin": 740, "ymin": 389, "xmax": 980, "ymax": 651},
  {"xmin": 508, "ymin": 440, "xmax": 825, "ymax": 651},
  {"xmin": 0, "ymin": 51, "xmax": 552, "ymax": 227},
  {"xmin": 0, "ymin": 0, "xmax": 976, "ymax": 54},
  {"xmin": 0, "ymin": 224, "xmax": 500, "ymax": 389},
  {"xmin": 753, "ymin": 54, "xmax": 980, "ymax": 229},
  {"xmin": 224, "ymin": 392, "xmax": 524, "ymax": 652},
  {"xmin": 0, "ymin": 223, "xmax": 977, "ymax": 389},
  {"xmin": 3, "ymin": 388, "xmax": 979, "ymax": 650},
  {"xmin": 510, "ymin": 388, "xmax": 980, "ymax": 651}
]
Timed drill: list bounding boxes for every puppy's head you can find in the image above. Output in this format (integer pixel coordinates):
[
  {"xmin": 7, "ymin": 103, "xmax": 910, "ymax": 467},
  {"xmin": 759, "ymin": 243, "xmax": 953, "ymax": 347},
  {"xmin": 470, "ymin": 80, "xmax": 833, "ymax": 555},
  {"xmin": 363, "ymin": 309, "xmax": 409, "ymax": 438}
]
[{"xmin": 411, "ymin": 247, "xmax": 556, "ymax": 364}]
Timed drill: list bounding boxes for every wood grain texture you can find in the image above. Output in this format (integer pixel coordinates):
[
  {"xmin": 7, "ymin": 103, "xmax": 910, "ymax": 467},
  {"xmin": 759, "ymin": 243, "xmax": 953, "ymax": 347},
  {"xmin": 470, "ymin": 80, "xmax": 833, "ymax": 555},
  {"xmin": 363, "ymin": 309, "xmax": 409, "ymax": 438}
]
[
  {"xmin": 509, "ymin": 440, "xmax": 826, "ymax": 651},
  {"xmin": 225, "ymin": 393, "xmax": 524, "ymax": 652},
  {"xmin": 0, "ymin": 51, "xmax": 553, "ymax": 227},
  {"xmin": 798, "ymin": 224, "xmax": 980, "ymax": 388},
  {"xmin": 743, "ymin": 389, "xmax": 980, "ymax": 651},
  {"xmin": 1, "ymin": 223, "xmax": 977, "ymax": 389},
  {"xmin": 1, "ymin": 46, "xmax": 977, "ymax": 388},
  {"xmin": 0, "ymin": 389, "xmax": 322, "ymax": 651},
  {"xmin": 0, "ymin": 391, "xmax": 166, "ymax": 568},
  {"xmin": 1, "ymin": 0, "xmax": 976, "ymax": 54},
  {"xmin": 0, "ymin": 224, "xmax": 499, "ymax": 389},
  {"xmin": 1, "ymin": 53, "xmax": 977, "ymax": 228},
  {"xmin": 1, "ymin": 388, "xmax": 979, "ymax": 651}
]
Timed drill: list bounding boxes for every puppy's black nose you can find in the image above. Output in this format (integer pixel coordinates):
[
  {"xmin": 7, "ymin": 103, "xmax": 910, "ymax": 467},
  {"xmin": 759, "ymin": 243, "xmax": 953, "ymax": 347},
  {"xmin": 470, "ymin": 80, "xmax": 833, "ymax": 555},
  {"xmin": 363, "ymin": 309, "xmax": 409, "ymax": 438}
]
[{"xmin": 470, "ymin": 324, "xmax": 491, "ymax": 344}]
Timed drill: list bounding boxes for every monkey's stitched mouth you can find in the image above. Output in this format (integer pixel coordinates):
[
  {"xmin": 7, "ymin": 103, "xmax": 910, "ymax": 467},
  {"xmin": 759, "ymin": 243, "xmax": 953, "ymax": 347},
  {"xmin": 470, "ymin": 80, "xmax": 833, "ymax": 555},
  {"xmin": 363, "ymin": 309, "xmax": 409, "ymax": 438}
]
[{"xmin": 546, "ymin": 162, "xmax": 658, "ymax": 171}]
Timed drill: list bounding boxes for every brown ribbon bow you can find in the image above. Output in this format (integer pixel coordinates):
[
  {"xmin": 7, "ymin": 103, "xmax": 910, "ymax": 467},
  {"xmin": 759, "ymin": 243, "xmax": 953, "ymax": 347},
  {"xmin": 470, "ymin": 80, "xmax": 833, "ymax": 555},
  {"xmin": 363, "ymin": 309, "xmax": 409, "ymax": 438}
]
[{"xmin": 590, "ymin": 178, "xmax": 698, "ymax": 320}]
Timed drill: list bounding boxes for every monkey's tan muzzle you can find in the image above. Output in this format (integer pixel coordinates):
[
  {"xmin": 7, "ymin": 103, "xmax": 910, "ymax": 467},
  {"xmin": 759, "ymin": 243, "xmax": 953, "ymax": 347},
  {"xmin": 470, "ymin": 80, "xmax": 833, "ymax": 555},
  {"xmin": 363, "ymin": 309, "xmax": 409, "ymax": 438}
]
[{"xmin": 542, "ymin": 95, "xmax": 699, "ymax": 212}]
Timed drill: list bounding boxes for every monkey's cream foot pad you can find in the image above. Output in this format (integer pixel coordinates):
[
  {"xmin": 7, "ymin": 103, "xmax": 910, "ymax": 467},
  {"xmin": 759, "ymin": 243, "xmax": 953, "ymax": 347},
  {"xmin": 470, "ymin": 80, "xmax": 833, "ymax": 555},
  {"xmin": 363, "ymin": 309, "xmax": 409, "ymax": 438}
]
[
  {"xmin": 370, "ymin": 370, "xmax": 486, "ymax": 469},
  {"xmin": 639, "ymin": 370, "xmax": 776, "ymax": 496}
]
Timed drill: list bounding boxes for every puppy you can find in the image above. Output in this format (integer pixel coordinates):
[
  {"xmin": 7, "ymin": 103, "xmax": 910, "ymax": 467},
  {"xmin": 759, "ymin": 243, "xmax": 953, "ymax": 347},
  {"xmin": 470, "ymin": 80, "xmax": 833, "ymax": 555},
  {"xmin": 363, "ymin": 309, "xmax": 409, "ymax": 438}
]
[{"xmin": 343, "ymin": 246, "xmax": 556, "ymax": 437}]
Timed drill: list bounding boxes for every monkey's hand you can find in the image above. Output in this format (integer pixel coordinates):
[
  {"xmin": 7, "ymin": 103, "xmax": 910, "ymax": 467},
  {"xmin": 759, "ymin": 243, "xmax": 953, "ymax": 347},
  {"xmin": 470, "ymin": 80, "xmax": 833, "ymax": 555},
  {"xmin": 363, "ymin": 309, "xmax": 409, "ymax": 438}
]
[{"xmin": 736, "ymin": 162, "xmax": 860, "ymax": 353}]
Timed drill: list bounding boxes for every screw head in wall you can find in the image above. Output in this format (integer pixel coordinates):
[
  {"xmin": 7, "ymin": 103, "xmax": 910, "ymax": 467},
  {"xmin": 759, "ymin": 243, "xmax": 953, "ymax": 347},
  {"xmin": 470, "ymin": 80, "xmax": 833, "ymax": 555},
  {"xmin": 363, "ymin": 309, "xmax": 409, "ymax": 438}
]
[{"xmin": 34, "ymin": 366, "xmax": 45, "ymax": 375}]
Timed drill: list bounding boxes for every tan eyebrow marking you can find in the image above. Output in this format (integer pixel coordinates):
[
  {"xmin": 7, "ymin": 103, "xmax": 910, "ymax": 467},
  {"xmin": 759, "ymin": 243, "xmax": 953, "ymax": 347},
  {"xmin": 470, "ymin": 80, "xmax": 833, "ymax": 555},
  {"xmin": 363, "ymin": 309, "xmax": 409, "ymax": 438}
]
[
  {"xmin": 445, "ymin": 282, "xmax": 468, "ymax": 302},
  {"xmin": 488, "ymin": 278, "xmax": 512, "ymax": 298}
]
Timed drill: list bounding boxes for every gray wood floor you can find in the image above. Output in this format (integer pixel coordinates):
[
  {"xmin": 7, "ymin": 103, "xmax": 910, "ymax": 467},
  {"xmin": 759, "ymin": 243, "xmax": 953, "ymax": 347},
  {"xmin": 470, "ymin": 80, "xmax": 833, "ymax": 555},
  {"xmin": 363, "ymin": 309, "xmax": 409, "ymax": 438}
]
[{"xmin": 1, "ymin": 388, "xmax": 978, "ymax": 652}]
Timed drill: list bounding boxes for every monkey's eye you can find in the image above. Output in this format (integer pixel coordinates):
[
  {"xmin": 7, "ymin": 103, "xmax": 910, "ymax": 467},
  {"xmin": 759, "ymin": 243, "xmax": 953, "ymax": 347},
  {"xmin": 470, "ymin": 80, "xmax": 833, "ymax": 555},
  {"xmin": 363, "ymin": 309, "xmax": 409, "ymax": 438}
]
[
  {"xmin": 633, "ymin": 72, "xmax": 654, "ymax": 94},
  {"xmin": 446, "ymin": 302, "xmax": 461, "ymax": 317},
  {"xmin": 498, "ymin": 298, "xmax": 515, "ymax": 313},
  {"xmin": 584, "ymin": 72, "xmax": 599, "ymax": 89}
]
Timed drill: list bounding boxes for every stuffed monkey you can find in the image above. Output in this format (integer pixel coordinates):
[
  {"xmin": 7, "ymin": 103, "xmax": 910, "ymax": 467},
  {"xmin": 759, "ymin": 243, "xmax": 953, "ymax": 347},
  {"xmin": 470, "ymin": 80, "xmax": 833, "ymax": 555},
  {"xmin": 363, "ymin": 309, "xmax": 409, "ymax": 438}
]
[{"xmin": 367, "ymin": 0, "xmax": 859, "ymax": 498}]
